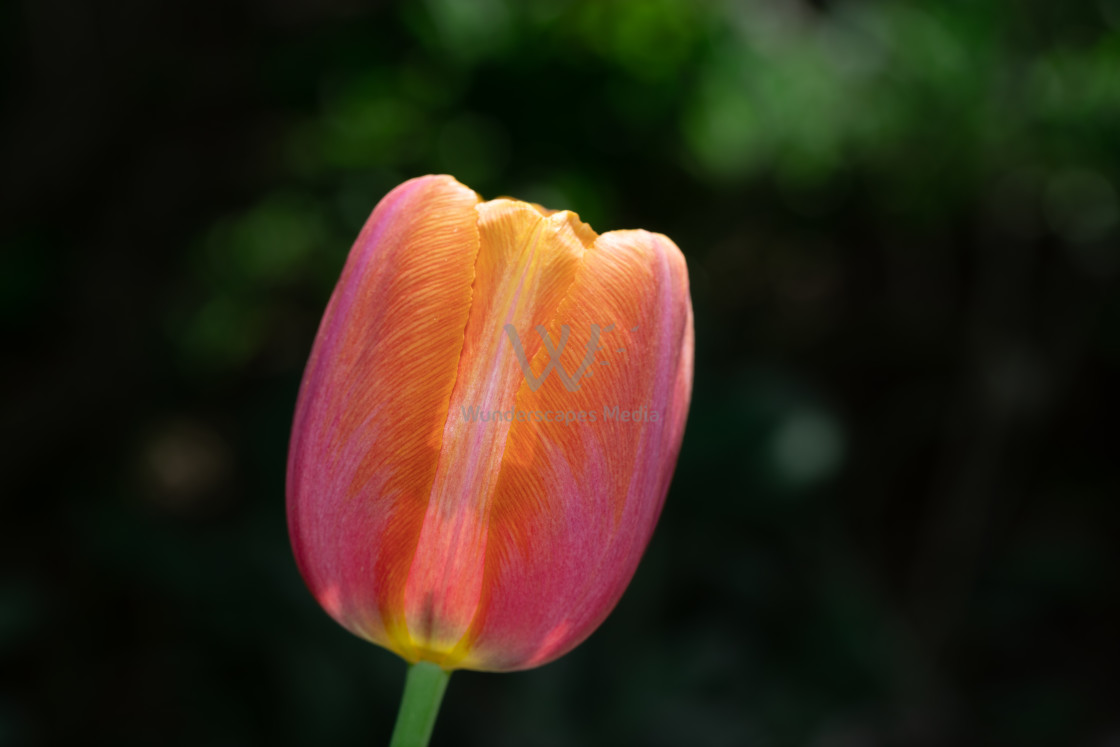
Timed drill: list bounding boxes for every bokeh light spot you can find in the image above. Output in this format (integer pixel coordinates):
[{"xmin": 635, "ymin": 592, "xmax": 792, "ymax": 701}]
[{"xmin": 771, "ymin": 408, "xmax": 844, "ymax": 488}]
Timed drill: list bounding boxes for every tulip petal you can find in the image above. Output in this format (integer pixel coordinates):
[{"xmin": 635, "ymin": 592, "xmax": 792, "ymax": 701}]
[
  {"xmin": 401, "ymin": 200, "xmax": 593, "ymax": 662},
  {"xmin": 287, "ymin": 175, "xmax": 481, "ymax": 655},
  {"xmin": 460, "ymin": 229, "xmax": 693, "ymax": 671}
]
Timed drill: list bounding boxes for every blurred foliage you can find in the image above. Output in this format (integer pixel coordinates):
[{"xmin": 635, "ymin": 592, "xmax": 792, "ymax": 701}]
[{"xmin": 2, "ymin": 0, "xmax": 1119, "ymax": 745}]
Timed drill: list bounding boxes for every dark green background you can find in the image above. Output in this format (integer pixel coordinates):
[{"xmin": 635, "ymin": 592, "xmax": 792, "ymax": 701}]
[{"xmin": 2, "ymin": 0, "xmax": 1118, "ymax": 744}]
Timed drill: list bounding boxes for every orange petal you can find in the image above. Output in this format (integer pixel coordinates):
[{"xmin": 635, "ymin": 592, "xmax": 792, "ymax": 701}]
[
  {"xmin": 461, "ymin": 229, "xmax": 693, "ymax": 671},
  {"xmin": 400, "ymin": 200, "xmax": 593, "ymax": 663},
  {"xmin": 287, "ymin": 175, "xmax": 480, "ymax": 657}
]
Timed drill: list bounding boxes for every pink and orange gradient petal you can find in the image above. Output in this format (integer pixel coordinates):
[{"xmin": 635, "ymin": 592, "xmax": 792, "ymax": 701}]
[
  {"xmin": 286, "ymin": 175, "xmax": 480, "ymax": 654},
  {"xmin": 401, "ymin": 200, "xmax": 590, "ymax": 663},
  {"xmin": 459, "ymin": 229, "xmax": 693, "ymax": 671}
]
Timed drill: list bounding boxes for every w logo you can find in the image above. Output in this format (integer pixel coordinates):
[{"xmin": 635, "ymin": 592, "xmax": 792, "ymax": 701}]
[{"xmin": 504, "ymin": 324, "xmax": 614, "ymax": 392}]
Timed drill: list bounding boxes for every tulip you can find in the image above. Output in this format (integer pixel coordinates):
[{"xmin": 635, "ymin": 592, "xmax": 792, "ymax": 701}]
[{"xmin": 286, "ymin": 174, "xmax": 693, "ymax": 742}]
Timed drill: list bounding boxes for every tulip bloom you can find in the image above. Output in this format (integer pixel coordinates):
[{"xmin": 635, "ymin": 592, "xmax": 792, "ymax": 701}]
[{"xmin": 287, "ymin": 175, "xmax": 693, "ymax": 674}]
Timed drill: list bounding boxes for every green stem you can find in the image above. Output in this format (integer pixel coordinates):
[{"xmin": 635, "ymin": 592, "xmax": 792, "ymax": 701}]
[{"xmin": 387, "ymin": 661, "xmax": 451, "ymax": 747}]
